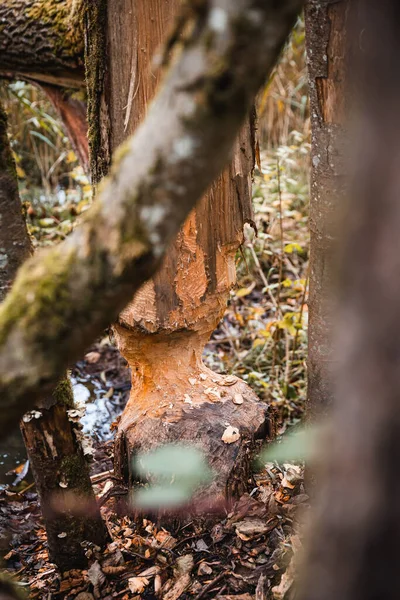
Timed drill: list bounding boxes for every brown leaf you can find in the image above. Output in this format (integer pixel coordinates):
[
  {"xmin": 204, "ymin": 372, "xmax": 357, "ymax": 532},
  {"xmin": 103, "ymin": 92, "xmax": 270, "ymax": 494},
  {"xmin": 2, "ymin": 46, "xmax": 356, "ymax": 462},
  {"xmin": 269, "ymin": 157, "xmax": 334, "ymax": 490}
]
[
  {"xmin": 235, "ymin": 519, "xmax": 270, "ymax": 538},
  {"xmin": 85, "ymin": 351, "xmax": 101, "ymax": 364},
  {"xmin": 128, "ymin": 576, "xmax": 149, "ymax": 594},
  {"xmin": 198, "ymin": 562, "xmax": 213, "ymax": 576}
]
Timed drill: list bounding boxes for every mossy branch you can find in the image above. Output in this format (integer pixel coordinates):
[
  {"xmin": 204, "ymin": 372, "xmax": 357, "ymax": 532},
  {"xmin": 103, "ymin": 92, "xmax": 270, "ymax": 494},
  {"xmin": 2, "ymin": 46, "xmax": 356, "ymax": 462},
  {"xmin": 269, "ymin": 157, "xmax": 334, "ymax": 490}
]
[{"xmin": 0, "ymin": 0, "xmax": 303, "ymax": 434}]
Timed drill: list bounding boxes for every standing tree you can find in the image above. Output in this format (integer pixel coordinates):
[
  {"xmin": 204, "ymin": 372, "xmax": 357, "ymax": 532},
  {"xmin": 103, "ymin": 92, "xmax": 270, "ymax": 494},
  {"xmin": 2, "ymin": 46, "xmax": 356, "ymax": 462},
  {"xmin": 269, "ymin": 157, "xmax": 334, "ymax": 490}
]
[
  {"xmin": 0, "ymin": 97, "xmax": 107, "ymax": 571},
  {"xmin": 85, "ymin": 0, "xmax": 272, "ymax": 505},
  {"xmin": 305, "ymin": 0, "xmax": 349, "ymax": 417},
  {"xmin": 299, "ymin": 2, "xmax": 400, "ymax": 599}
]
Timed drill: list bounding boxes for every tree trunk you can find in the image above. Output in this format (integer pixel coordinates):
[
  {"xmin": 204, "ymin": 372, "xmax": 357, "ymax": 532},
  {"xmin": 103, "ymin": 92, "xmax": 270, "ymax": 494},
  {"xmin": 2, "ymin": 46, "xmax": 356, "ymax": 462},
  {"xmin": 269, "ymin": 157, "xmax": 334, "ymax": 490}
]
[
  {"xmin": 299, "ymin": 3, "xmax": 400, "ymax": 599},
  {"xmin": 305, "ymin": 0, "xmax": 349, "ymax": 418},
  {"xmin": 0, "ymin": 99, "xmax": 107, "ymax": 571},
  {"xmin": 0, "ymin": 100, "xmax": 32, "ymax": 301},
  {"xmin": 0, "ymin": 0, "xmax": 84, "ymax": 88},
  {"xmin": 86, "ymin": 0, "xmax": 272, "ymax": 508},
  {"xmin": 20, "ymin": 380, "xmax": 108, "ymax": 570}
]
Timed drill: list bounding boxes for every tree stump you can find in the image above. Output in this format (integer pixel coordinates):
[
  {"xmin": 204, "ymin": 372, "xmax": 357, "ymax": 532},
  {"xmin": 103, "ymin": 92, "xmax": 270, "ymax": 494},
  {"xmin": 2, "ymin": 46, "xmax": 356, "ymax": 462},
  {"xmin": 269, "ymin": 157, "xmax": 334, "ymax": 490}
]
[{"xmin": 86, "ymin": 0, "xmax": 272, "ymax": 509}]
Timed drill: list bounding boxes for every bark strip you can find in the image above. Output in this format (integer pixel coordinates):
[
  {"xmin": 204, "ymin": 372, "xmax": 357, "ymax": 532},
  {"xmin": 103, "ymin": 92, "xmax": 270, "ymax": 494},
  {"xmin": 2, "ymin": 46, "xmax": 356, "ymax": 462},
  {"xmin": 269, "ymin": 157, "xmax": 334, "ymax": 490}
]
[{"xmin": 0, "ymin": 0, "xmax": 304, "ymax": 434}]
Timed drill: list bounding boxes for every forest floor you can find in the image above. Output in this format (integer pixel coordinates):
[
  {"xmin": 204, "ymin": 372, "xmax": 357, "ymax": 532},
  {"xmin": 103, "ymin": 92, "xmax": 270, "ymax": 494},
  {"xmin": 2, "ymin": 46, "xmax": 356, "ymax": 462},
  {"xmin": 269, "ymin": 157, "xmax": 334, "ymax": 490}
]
[{"xmin": 0, "ymin": 139, "xmax": 309, "ymax": 599}]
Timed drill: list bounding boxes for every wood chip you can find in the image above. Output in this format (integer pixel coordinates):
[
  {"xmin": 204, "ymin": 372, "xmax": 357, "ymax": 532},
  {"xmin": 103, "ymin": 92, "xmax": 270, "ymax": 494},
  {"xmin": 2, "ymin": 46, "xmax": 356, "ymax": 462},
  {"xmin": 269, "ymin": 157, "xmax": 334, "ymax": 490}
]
[
  {"xmin": 222, "ymin": 426, "xmax": 240, "ymax": 444},
  {"xmin": 219, "ymin": 375, "xmax": 237, "ymax": 386},
  {"xmin": 233, "ymin": 393, "xmax": 244, "ymax": 405}
]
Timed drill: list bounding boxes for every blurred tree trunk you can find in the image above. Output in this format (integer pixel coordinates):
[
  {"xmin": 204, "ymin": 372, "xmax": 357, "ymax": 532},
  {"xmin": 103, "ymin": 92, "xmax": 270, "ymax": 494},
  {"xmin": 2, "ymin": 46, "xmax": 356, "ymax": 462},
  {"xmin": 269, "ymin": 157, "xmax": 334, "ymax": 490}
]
[
  {"xmin": 85, "ymin": 0, "xmax": 272, "ymax": 508},
  {"xmin": 305, "ymin": 0, "xmax": 349, "ymax": 417},
  {"xmin": 0, "ymin": 100, "xmax": 107, "ymax": 570},
  {"xmin": 300, "ymin": 2, "xmax": 400, "ymax": 599}
]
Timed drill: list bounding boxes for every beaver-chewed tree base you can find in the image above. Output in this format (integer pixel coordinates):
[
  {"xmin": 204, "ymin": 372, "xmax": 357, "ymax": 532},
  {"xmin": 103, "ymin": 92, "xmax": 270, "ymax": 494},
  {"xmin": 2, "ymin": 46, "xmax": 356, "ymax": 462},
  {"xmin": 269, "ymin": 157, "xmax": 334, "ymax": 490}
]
[{"xmin": 114, "ymin": 327, "xmax": 272, "ymax": 514}]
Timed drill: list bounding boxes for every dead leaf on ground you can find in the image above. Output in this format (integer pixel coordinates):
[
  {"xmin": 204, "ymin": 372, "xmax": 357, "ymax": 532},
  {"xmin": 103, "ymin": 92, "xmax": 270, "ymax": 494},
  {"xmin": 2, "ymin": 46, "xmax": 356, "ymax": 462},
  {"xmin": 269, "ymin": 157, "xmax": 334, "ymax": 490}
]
[
  {"xmin": 128, "ymin": 576, "xmax": 150, "ymax": 594},
  {"xmin": 235, "ymin": 519, "xmax": 270, "ymax": 539},
  {"xmin": 87, "ymin": 561, "xmax": 106, "ymax": 599},
  {"xmin": 85, "ymin": 351, "xmax": 101, "ymax": 364}
]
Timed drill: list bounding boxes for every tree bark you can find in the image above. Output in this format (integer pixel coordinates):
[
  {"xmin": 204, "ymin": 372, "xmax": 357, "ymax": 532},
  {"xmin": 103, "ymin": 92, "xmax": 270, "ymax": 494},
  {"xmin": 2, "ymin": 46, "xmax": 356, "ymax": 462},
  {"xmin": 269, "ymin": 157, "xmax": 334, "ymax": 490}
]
[
  {"xmin": 0, "ymin": 102, "xmax": 32, "ymax": 301},
  {"xmin": 86, "ymin": 0, "xmax": 272, "ymax": 508},
  {"xmin": 0, "ymin": 100, "xmax": 107, "ymax": 570},
  {"xmin": 0, "ymin": 0, "xmax": 303, "ymax": 436},
  {"xmin": 299, "ymin": 2, "xmax": 400, "ymax": 599},
  {"xmin": 20, "ymin": 380, "xmax": 108, "ymax": 570},
  {"xmin": 0, "ymin": 0, "xmax": 84, "ymax": 88},
  {"xmin": 305, "ymin": 0, "xmax": 349, "ymax": 417}
]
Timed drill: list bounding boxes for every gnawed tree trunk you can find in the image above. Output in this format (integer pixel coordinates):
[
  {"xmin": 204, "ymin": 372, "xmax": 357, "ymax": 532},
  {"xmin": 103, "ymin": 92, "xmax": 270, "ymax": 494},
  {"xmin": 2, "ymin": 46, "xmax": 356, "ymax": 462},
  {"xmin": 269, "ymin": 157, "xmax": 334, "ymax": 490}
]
[
  {"xmin": 0, "ymin": 99, "xmax": 107, "ymax": 570},
  {"xmin": 86, "ymin": 0, "xmax": 272, "ymax": 507},
  {"xmin": 0, "ymin": 0, "xmax": 84, "ymax": 88},
  {"xmin": 299, "ymin": 2, "xmax": 400, "ymax": 599},
  {"xmin": 305, "ymin": 0, "xmax": 349, "ymax": 417},
  {"xmin": 0, "ymin": 0, "xmax": 303, "ymax": 434}
]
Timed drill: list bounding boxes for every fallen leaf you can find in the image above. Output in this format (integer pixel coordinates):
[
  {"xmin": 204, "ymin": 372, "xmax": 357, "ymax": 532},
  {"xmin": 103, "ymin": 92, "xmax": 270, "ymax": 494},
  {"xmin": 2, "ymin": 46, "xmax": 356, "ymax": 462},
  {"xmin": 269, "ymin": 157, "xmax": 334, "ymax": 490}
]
[
  {"xmin": 235, "ymin": 519, "xmax": 270, "ymax": 538},
  {"xmin": 197, "ymin": 562, "xmax": 213, "ymax": 576},
  {"xmin": 85, "ymin": 351, "xmax": 101, "ymax": 364},
  {"xmin": 128, "ymin": 576, "xmax": 149, "ymax": 594},
  {"xmin": 87, "ymin": 561, "xmax": 106, "ymax": 599}
]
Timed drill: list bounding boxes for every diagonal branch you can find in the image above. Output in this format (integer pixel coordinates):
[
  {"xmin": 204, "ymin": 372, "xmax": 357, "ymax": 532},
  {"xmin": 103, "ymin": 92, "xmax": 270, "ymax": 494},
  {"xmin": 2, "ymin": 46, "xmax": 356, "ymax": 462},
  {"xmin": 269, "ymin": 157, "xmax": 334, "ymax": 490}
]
[{"xmin": 0, "ymin": 0, "xmax": 303, "ymax": 434}]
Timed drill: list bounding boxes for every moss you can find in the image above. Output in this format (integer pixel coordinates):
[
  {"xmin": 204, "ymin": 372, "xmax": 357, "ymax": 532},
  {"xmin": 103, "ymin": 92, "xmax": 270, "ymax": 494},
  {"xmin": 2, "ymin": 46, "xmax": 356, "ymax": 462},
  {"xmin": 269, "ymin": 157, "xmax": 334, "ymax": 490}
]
[
  {"xmin": 25, "ymin": 0, "xmax": 84, "ymax": 60},
  {"xmin": 52, "ymin": 376, "xmax": 74, "ymax": 408},
  {"xmin": 61, "ymin": 454, "xmax": 92, "ymax": 495},
  {"xmin": 0, "ymin": 245, "xmax": 77, "ymax": 346},
  {"xmin": 84, "ymin": 0, "xmax": 109, "ymax": 186}
]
